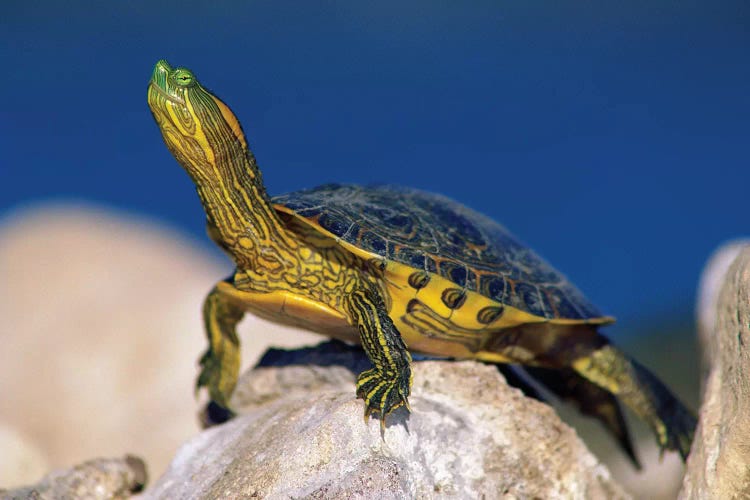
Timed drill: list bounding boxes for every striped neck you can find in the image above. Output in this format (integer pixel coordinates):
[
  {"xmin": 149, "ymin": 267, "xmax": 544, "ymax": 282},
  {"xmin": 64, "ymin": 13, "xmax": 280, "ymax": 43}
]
[
  {"xmin": 147, "ymin": 60, "xmax": 298, "ymax": 270},
  {"xmin": 193, "ymin": 141, "xmax": 298, "ymax": 267}
]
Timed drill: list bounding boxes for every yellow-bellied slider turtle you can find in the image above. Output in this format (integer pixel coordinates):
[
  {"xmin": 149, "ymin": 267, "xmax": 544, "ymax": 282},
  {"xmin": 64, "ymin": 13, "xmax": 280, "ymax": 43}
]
[{"xmin": 147, "ymin": 59, "xmax": 695, "ymax": 465}]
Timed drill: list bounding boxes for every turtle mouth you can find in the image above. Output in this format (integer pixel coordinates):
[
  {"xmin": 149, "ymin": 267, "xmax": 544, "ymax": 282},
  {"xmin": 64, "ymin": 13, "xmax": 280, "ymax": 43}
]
[{"xmin": 148, "ymin": 81, "xmax": 185, "ymax": 106}]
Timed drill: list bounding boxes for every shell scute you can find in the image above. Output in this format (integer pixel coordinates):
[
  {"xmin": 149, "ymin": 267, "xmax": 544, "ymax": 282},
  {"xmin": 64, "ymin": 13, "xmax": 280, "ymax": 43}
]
[{"xmin": 273, "ymin": 184, "xmax": 606, "ymax": 320}]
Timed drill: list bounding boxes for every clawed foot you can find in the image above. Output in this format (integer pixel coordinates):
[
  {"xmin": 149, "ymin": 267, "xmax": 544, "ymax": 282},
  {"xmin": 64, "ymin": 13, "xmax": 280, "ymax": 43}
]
[
  {"xmin": 356, "ymin": 366, "xmax": 412, "ymax": 430},
  {"xmin": 656, "ymin": 401, "xmax": 697, "ymax": 461}
]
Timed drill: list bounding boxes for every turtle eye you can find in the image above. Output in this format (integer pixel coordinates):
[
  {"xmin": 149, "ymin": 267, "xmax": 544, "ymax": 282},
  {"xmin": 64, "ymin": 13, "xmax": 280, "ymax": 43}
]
[{"xmin": 172, "ymin": 68, "xmax": 195, "ymax": 87}]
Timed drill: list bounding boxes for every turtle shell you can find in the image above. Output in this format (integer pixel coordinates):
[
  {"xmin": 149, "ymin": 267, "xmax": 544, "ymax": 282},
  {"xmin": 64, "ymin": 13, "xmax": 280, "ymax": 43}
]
[{"xmin": 273, "ymin": 184, "xmax": 607, "ymax": 321}]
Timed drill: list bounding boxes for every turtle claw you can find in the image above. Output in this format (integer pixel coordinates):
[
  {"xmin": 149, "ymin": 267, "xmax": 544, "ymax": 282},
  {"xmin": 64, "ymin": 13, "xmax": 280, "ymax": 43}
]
[
  {"xmin": 356, "ymin": 367, "xmax": 411, "ymax": 429},
  {"xmin": 402, "ymin": 393, "xmax": 412, "ymax": 413}
]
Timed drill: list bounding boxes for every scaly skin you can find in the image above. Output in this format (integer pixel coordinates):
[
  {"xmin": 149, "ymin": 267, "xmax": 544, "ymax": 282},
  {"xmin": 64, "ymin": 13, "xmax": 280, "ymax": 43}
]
[
  {"xmin": 147, "ymin": 60, "xmax": 409, "ymax": 424},
  {"xmin": 147, "ymin": 60, "xmax": 695, "ymax": 460}
]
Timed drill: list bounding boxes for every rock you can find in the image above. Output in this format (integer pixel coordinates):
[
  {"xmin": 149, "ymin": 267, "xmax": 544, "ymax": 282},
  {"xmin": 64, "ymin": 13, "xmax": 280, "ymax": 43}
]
[
  {"xmin": 681, "ymin": 244, "xmax": 750, "ymax": 498},
  {"xmin": 0, "ymin": 455, "xmax": 146, "ymax": 500},
  {"xmin": 0, "ymin": 205, "xmax": 319, "ymax": 486},
  {"xmin": 0, "ymin": 423, "xmax": 49, "ymax": 489},
  {"xmin": 146, "ymin": 344, "xmax": 629, "ymax": 499},
  {"xmin": 606, "ymin": 439, "xmax": 685, "ymax": 500},
  {"xmin": 695, "ymin": 240, "xmax": 750, "ymax": 382}
]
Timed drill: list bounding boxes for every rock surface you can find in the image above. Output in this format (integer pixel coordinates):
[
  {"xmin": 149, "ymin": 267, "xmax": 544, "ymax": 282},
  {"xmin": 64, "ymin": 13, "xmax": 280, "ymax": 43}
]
[
  {"xmin": 0, "ymin": 205, "xmax": 319, "ymax": 488},
  {"xmin": 681, "ymin": 244, "xmax": 750, "ymax": 498},
  {"xmin": 0, "ymin": 455, "xmax": 146, "ymax": 500},
  {"xmin": 146, "ymin": 345, "xmax": 629, "ymax": 499}
]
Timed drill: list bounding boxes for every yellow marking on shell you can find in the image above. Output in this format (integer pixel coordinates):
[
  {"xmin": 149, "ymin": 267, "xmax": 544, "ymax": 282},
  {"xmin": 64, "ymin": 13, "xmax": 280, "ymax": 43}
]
[
  {"xmin": 271, "ymin": 204, "xmax": 616, "ymax": 365},
  {"xmin": 441, "ymin": 288, "xmax": 467, "ymax": 310},
  {"xmin": 407, "ymin": 271, "xmax": 430, "ymax": 290},
  {"xmin": 274, "ymin": 204, "xmax": 613, "ymax": 325},
  {"xmin": 387, "ymin": 261, "xmax": 546, "ymax": 330}
]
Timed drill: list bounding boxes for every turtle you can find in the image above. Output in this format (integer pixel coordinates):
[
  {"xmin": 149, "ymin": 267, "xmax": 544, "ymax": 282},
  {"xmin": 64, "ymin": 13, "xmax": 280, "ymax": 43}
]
[{"xmin": 147, "ymin": 59, "xmax": 696, "ymax": 465}]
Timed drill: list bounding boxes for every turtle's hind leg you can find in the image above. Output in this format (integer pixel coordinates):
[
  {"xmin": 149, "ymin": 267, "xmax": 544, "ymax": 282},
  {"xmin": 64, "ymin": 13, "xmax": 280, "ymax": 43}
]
[
  {"xmin": 484, "ymin": 324, "xmax": 696, "ymax": 460},
  {"xmin": 571, "ymin": 342, "xmax": 696, "ymax": 460}
]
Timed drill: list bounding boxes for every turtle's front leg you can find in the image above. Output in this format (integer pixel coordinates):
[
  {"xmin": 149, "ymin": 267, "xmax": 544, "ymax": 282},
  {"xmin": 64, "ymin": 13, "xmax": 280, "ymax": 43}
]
[
  {"xmin": 196, "ymin": 283, "xmax": 244, "ymax": 409},
  {"xmin": 344, "ymin": 287, "xmax": 412, "ymax": 428}
]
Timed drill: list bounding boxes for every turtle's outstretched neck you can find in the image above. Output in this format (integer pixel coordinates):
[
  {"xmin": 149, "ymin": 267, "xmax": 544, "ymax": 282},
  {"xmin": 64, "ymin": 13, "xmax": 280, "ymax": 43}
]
[
  {"xmin": 189, "ymin": 129, "xmax": 287, "ymax": 255},
  {"xmin": 147, "ymin": 60, "xmax": 297, "ymax": 268}
]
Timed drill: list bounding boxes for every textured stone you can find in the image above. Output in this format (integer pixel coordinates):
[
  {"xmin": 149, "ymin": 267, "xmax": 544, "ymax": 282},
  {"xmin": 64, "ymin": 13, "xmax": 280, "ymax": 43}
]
[
  {"xmin": 147, "ymin": 347, "xmax": 628, "ymax": 499},
  {"xmin": 0, "ymin": 455, "xmax": 146, "ymax": 500},
  {"xmin": 696, "ymin": 240, "xmax": 750, "ymax": 363},
  {"xmin": 681, "ymin": 244, "xmax": 750, "ymax": 498}
]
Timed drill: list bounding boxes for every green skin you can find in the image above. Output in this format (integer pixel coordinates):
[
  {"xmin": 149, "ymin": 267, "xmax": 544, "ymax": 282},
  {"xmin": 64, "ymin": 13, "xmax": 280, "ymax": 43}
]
[{"xmin": 147, "ymin": 60, "xmax": 696, "ymax": 465}]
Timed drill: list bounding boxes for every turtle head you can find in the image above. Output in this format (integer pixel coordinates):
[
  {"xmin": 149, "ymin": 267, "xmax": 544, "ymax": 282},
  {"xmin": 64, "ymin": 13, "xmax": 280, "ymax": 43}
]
[
  {"xmin": 147, "ymin": 59, "xmax": 249, "ymax": 182},
  {"xmin": 147, "ymin": 60, "xmax": 292, "ymax": 264}
]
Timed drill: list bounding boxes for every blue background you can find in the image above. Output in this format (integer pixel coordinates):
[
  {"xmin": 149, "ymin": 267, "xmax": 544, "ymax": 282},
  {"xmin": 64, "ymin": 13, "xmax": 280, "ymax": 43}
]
[{"xmin": 2, "ymin": 1, "xmax": 748, "ymax": 337}]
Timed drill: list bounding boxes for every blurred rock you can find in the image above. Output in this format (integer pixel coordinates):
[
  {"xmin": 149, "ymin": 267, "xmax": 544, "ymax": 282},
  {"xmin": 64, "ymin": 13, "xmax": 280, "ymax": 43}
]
[
  {"xmin": 0, "ymin": 204, "xmax": 319, "ymax": 487},
  {"xmin": 606, "ymin": 439, "xmax": 685, "ymax": 500},
  {"xmin": 695, "ymin": 240, "xmax": 750, "ymax": 382},
  {"xmin": 0, "ymin": 423, "xmax": 49, "ymax": 489},
  {"xmin": 1, "ymin": 455, "xmax": 146, "ymax": 500},
  {"xmin": 681, "ymin": 244, "xmax": 750, "ymax": 498},
  {"xmin": 146, "ymin": 347, "xmax": 628, "ymax": 499}
]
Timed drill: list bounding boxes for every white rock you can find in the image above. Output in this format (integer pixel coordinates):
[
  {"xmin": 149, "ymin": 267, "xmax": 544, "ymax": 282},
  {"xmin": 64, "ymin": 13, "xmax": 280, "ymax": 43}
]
[
  {"xmin": 681, "ymin": 244, "xmax": 750, "ymax": 498},
  {"xmin": 147, "ymin": 358, "xmax": 629, "ymax": 499},
  {"xmin": 0, "ymin": 422, "xmax": 49, "ymax": 488},
  {"xmin": 696, "ymin": 239, "xmax": 750, "ymax": 358},
  {"xmin": 1, "ymin": 455, "xmax": 146, "ymax": 500}
]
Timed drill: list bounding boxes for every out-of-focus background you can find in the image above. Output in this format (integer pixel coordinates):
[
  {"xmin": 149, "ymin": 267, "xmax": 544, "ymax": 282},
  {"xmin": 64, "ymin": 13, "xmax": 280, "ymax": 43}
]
[{"xmin": 1, "ymin": 1, "xmax": 747, "ymax": 497}]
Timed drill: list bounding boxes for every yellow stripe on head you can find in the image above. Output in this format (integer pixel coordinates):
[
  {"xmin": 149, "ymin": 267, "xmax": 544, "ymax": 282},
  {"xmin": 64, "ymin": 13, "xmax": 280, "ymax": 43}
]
[{"xmin": 214, "ymin": 96, "xmax": 248, "ymax": 150}]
